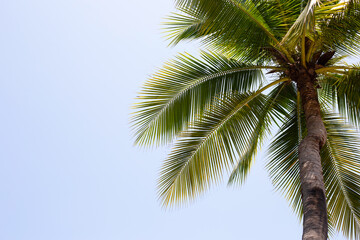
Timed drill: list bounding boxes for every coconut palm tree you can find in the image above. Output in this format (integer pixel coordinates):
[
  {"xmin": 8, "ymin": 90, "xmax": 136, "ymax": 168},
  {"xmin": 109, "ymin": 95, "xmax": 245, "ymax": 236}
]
[{"xmin": 132, "ymin": 0, "xmax": 360, "ymax": 239}]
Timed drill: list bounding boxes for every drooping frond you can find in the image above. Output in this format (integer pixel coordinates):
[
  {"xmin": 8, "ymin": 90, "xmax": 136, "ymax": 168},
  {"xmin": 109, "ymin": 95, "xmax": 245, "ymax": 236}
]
[
  {"xmin": 320, "ymin": 68, "xmax": 360, "ymax": 128},
  {"xmin": 158, "ymin": 78, "xmax": 289, "ymax": 206},
  {"xmin": 227, "ymin": 112, "xmax": 268, "ymax": 186},
  {"xmin": 228, "ymin": 82, "xmax": 293, "ymax": 186},
  {"xmin": 334, "ymin": 68, "xmax": 360, "ymax": 128},
  {"xmin": 132, "ymin": 51, "xmax": 266, "ymax": 146},
  {"xmin": 321, "ymin": 112, "xmax": 360, "ymax": 240}
]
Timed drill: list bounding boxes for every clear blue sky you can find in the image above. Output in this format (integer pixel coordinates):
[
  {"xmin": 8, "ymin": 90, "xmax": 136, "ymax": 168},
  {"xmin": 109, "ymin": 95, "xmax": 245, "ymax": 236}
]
[{"xmin": 0, "ymin": 1, "xmax": 348, "ymax": 239}]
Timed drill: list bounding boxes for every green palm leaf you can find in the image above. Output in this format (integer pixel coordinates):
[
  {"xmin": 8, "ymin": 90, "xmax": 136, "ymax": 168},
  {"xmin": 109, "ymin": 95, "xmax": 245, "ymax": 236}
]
[
  {"xmin": 281, "ymin": 0, "xmax": 347, "ymax": 54},
  {"xmin": 228, "ymin": 82, "xmax": 292, "ymax": 185},
  {"xmin": 158, "ymin": 79, "xmax": 288, "ymax": 206},
  {"xmin": 166, "ymin": 0, "xmax": 295, "ymax": 61},
  {"xmin": 321, "ymin": 69, "xmax": 360, "ymax": 128},
  {"xmin": 335, "ymin": 69, "xmax": 360, "ymax": 128},
  {"xmin": 132, "ymin": 51, "xmax": 266, "ymax": 146},
  {"xmin": 319, "ymin": 2, "xmax": 360, "ymax": 56},
  {"xmin": 321, "ymin": 113, "xmax": 360, "ymax": 239}
]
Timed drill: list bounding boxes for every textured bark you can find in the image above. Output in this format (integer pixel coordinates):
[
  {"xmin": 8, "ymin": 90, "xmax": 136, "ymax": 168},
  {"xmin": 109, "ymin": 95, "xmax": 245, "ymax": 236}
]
[{"xmin": 292, "ymin": 66, "xmax": 328, "ymax": 240}]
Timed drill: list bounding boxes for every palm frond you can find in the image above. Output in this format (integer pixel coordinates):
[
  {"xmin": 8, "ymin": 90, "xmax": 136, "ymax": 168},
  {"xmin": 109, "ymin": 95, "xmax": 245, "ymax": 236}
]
[
  {"xmin": 319, "ymin": 2, "xmax": 360, "ymax": 56},
  {"xmin": 320, "ymin": 68, "xmax": 360, "ymax": 128},
  {"xmin": 281, "ymin": 0, "xmax": 319, "ymax": 48},
  {"xmin": 165, "ymin": 0, "xmax": 295, "ymax": 61},
  {"xmin": 158, "ymin": 78, "xmax": 289, "ymax": 206},
  {"xmin": 132, "ymin": 51, "xmax": 266, "ymax": 146},
  {"xmin": 228, "ymin": 82, "xmax": 292, "ymax": 186},
  {"xmin": 281, "ymin": 0, "xmax": 346, "ymax": 52},
  {"xmin": 335, "ymin": 68, "xmax": 360, "ymax": 128},
  {"xmin": 321, "ymin": 112, "xmax": 360, "ymax": 240}
]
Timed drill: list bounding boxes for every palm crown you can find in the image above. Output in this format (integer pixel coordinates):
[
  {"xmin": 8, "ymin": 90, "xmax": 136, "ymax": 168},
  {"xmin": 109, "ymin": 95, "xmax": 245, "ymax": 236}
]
[{"xmin": 132, "ymin": 0, "xmax": 360, "ymax": 239}]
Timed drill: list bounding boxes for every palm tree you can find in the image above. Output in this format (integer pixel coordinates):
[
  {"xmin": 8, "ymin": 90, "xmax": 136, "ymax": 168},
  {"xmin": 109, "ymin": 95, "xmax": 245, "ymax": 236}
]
[{"xmin": 132, "ymin": 0, "xmax": 360, "ymax": 239}]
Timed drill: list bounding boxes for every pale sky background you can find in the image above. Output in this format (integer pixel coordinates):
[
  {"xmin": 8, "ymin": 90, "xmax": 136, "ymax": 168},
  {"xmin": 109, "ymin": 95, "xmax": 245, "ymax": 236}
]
[{"xmin": 0, "ymin": 1, "xmax": 349, "ymax": 240}]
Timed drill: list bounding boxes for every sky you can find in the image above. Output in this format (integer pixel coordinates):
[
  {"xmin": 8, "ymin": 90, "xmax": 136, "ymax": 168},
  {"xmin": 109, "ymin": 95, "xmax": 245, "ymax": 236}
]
[{"xmin": 0, "ymin": 1, "xmax": 348, "ymax": 240}]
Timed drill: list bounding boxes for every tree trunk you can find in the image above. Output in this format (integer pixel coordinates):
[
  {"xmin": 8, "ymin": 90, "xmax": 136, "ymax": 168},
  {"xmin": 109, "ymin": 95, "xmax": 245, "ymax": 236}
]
[{"xmin": 294, "ymin": 67, "xmax": 328, "ymax": 240}]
